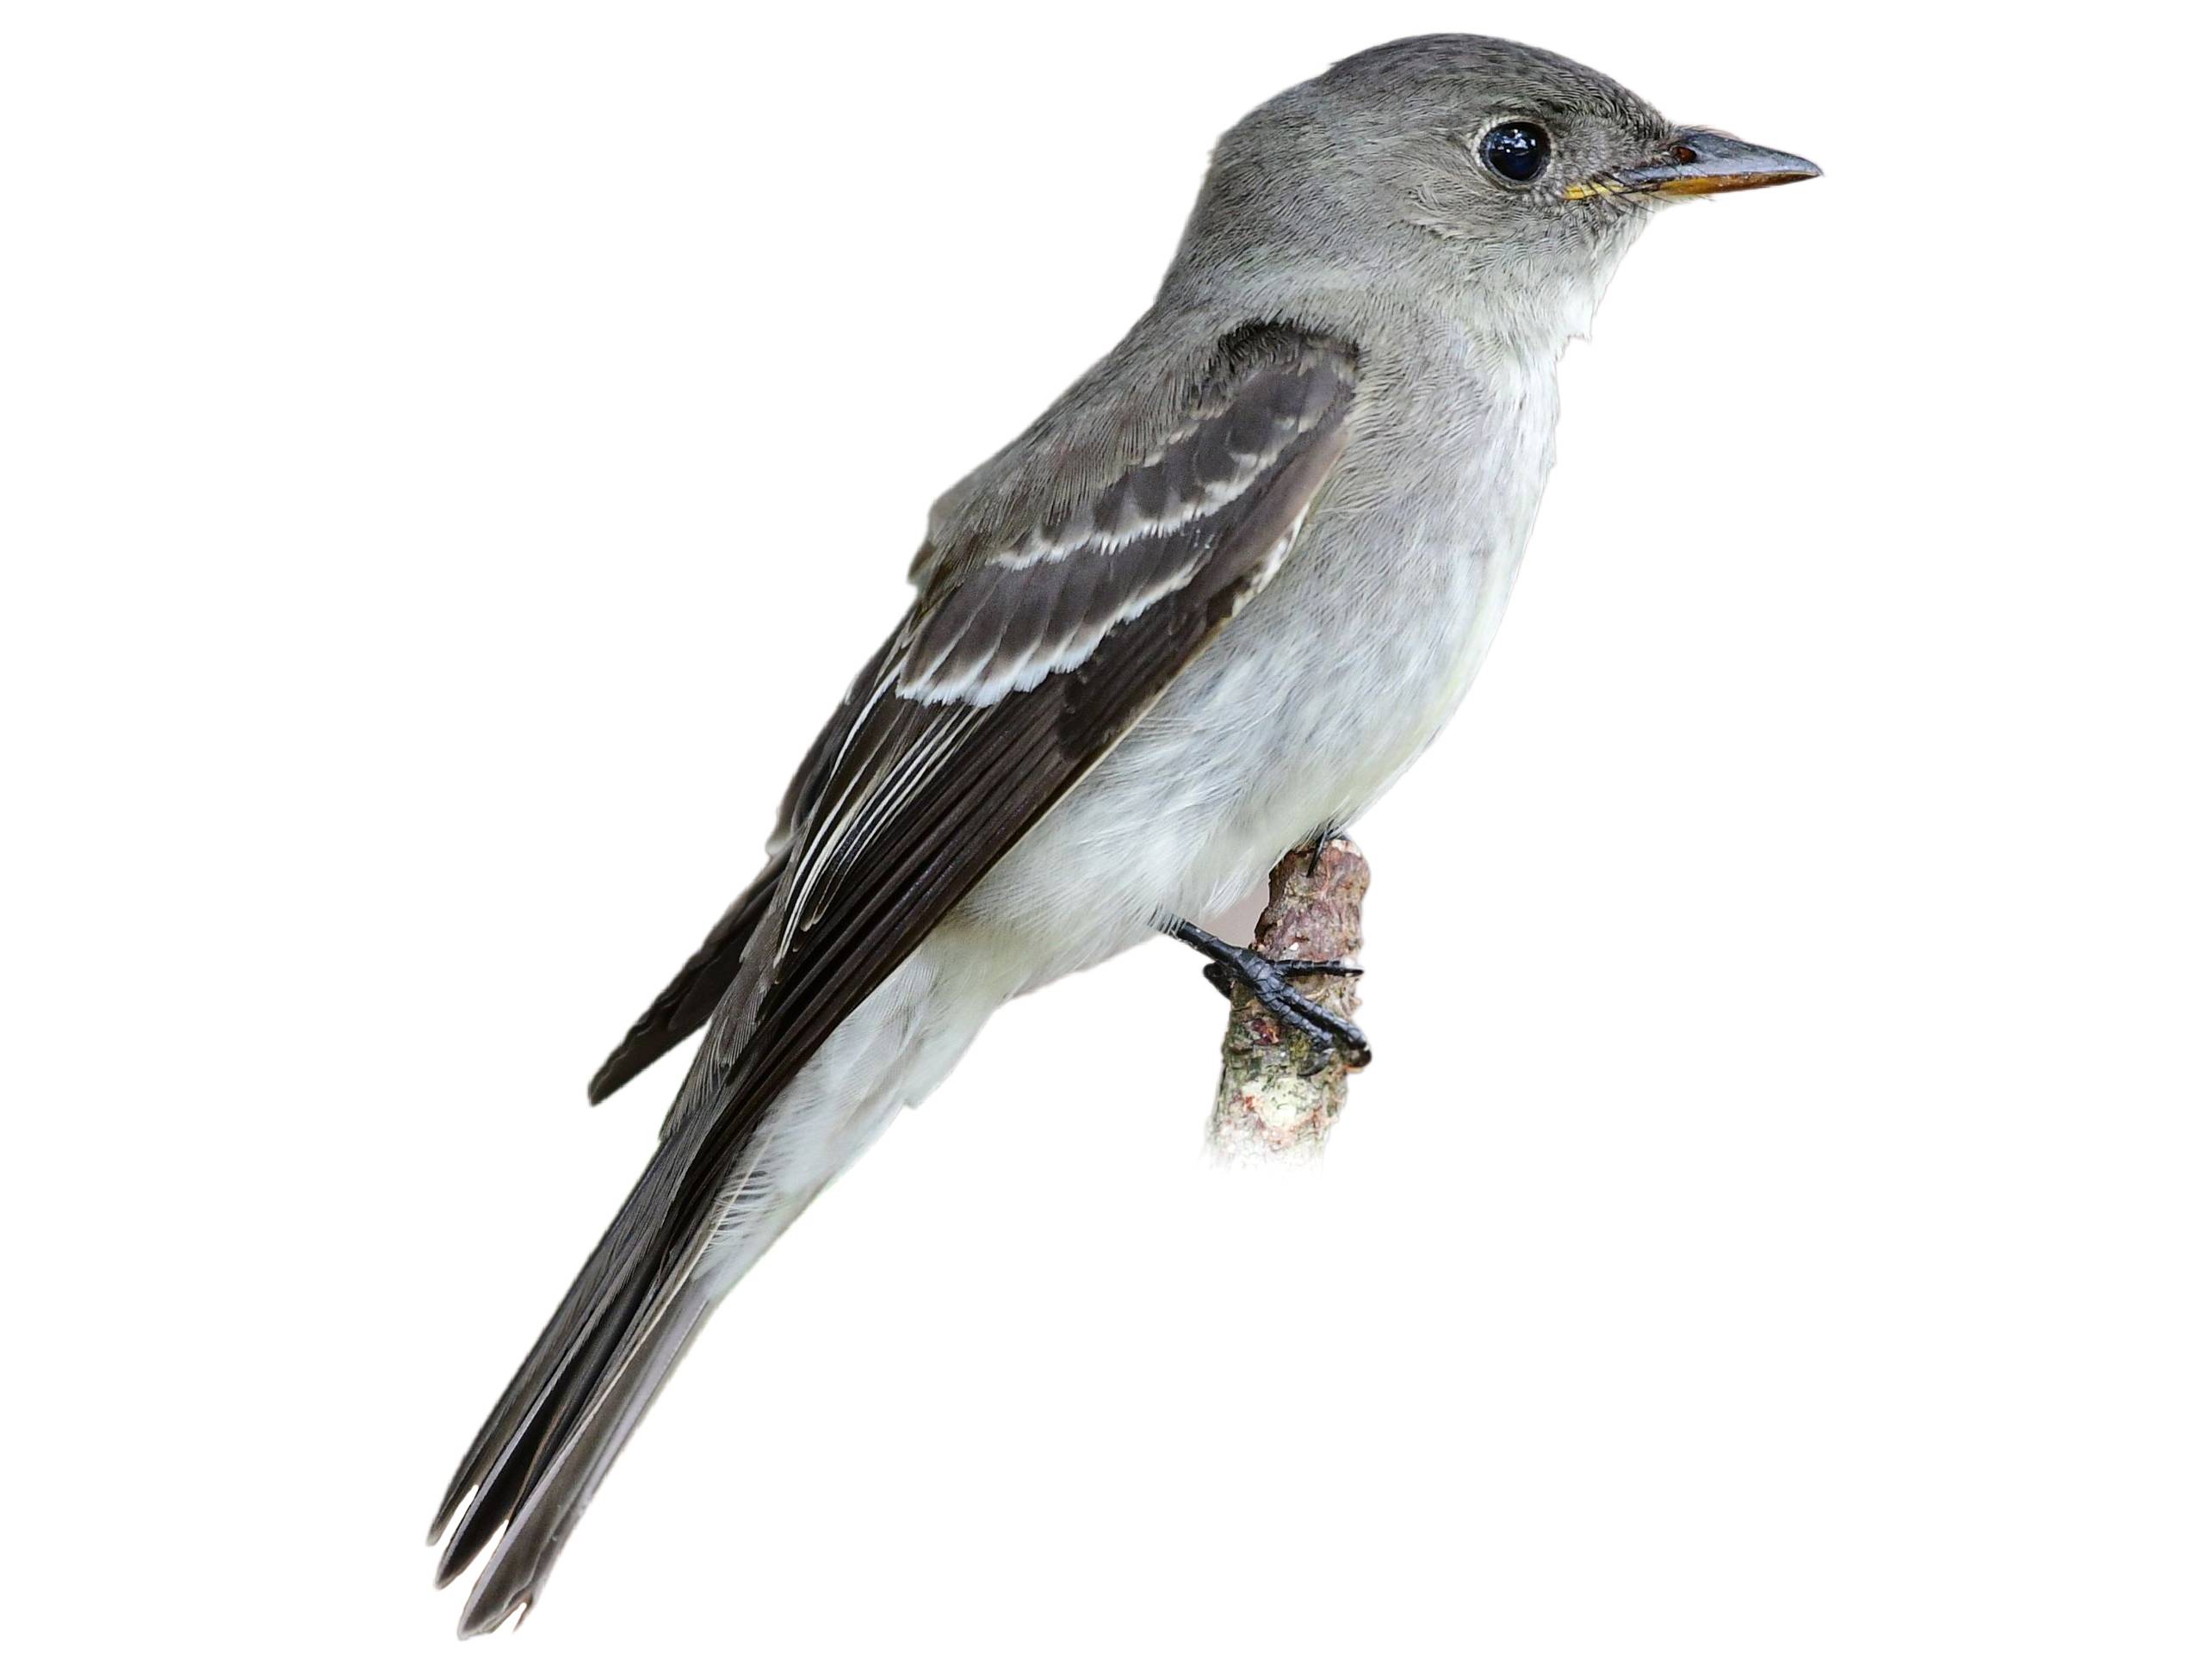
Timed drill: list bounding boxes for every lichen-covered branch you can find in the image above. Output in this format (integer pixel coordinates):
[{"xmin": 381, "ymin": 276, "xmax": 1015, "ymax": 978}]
[{"xmin": 1206, "ymin": 836, "xmax": 1369, "ymax": 1166}]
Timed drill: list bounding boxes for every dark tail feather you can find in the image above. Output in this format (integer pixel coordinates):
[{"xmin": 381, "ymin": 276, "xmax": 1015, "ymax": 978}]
[
  {"xmin": 453, "ymin": 1280, "xmax": 716, "ymax": 1636},
  {"xmin": 431, "ymin": 1260, "xmax": 657, "ymax": 1583},
  {"xmin": 430, "ymin": 1104, "xmax": 722, "ymax": 1588}
]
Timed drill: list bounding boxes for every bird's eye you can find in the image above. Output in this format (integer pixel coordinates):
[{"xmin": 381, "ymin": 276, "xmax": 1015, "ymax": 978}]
[{"xmin": 1479, "ymin": 121, "xmax": 1552, "ymax": 185}]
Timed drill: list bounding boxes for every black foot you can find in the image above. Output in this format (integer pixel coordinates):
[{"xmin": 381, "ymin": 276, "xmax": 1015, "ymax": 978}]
[{"xmin": 1167, "ymin": 919, "xmax": 1372, "ymax": 1074}]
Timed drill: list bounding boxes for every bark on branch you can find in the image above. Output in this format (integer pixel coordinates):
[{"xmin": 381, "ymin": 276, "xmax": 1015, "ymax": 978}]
[{"xmin": 1206, "ymin": 836, "xmax": 1369, "ymax": 1166}]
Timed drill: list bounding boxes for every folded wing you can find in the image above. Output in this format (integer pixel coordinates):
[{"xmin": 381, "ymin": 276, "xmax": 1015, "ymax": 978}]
[{"xmin": 435, "ymin": 325, "xmax": 1358, "ymax": 1632}]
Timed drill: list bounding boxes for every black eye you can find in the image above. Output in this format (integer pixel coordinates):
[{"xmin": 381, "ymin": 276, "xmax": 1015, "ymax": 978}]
[{"xmin": 1479, "ymin": 121, "xmax": 1552, "ymax": 184}]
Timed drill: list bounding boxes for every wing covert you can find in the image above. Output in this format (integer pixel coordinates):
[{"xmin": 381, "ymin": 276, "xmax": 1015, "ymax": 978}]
[{"xmin": 591, "ymin": 324, "xmax": 1356, "ymax": 1144}]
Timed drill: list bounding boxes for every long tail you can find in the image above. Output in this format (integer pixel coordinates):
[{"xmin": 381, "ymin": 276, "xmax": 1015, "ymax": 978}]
[
  {"xmin": 452, "ymin": 1277, "xmax": 715, "ymax": 1634},
  {"xmin": 430, "ymin": 949, "xmax": 970, "ymax": 1634},
  {"xmin": 428, "ymin": 1100, "xmax": 723, "ymax": 1634}
]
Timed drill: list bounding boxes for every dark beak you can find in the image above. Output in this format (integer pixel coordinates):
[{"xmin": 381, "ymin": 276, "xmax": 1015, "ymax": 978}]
[{"xmin": 1571, "ymin": 128, "xmax": 1822, "ymax": 200}]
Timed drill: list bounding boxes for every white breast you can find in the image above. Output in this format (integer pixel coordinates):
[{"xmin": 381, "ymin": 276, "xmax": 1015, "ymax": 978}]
[{"xmin": 952, "ymin": 327, "xmax": 1568, "ymax": 989}]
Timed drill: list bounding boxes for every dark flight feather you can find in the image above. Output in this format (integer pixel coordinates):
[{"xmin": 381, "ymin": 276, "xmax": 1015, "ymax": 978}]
[
  {"xmin": 436, "ymin": 325, "xmax": 1356, "ymax": 1633},
  {"xmin": 583, "ymin": 863, "xmax": 782, "ymax": 1105},
  {"xmin": 586, "ymin": 634, "xmax": 905, "ymax": 1105}
]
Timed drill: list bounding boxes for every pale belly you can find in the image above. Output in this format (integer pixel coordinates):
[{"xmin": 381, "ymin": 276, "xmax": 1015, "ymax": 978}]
[
  {"xmin": 947, "ymin": 335, "xmax": 1560, "ymax": 996},
  {"xmin": 951, "ymin": 496, "xmax": 1534, "ymax": 994}
]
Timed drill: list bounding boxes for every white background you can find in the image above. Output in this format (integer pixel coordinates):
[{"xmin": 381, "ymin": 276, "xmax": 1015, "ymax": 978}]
[{"xmin": 4, "ymin": 3, "xmax": 2206, "ymax": 1654}]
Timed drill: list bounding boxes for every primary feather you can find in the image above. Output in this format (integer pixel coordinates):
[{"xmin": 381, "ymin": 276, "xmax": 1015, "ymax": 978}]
[{"xmin": 433, "ymin": 327, "xmax": 1356, "ymax": 1632}]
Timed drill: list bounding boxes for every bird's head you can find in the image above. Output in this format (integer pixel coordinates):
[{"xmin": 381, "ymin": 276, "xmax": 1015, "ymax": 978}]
[{"xmin": 1180, "ymin": 34, "xmax": 1819, "ymax": 339}]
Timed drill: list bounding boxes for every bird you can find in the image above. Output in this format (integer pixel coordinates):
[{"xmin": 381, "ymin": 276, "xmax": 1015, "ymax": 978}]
[{"xmin": 429, "ymin": 33, "xmax": 1819, "ymax": 1634}]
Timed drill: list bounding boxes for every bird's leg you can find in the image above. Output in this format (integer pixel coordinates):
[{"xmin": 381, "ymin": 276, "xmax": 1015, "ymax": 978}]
[{"xmin": 1164, "ymin": 916, "xmax": 1372, "ymax": 1073}]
